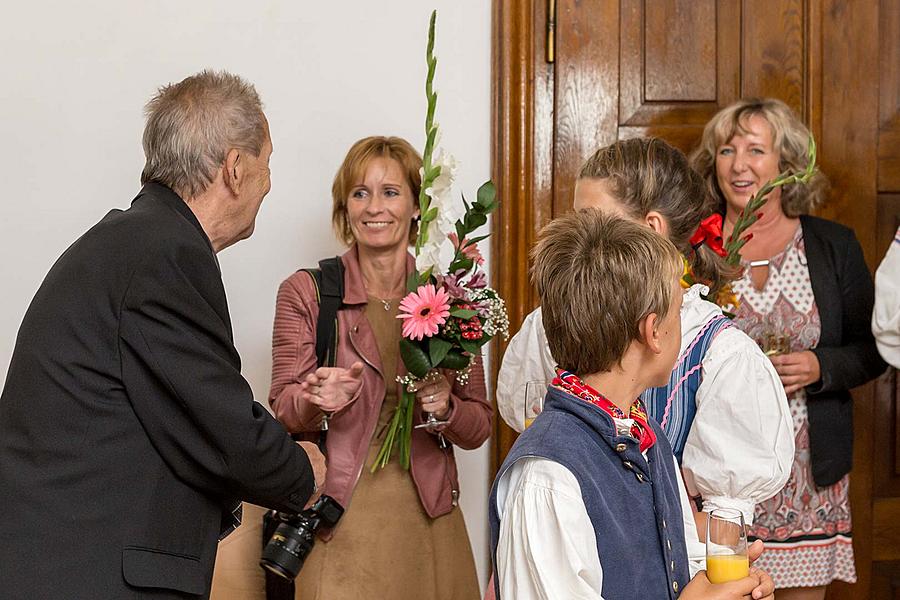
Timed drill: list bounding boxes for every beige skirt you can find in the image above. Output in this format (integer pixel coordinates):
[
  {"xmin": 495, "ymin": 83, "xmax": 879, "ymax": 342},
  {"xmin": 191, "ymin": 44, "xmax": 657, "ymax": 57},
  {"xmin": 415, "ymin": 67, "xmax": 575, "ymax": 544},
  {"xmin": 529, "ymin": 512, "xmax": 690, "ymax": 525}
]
[{"xmin": 210, "ymin": 445, "xmax": 480, "ymax": 600}]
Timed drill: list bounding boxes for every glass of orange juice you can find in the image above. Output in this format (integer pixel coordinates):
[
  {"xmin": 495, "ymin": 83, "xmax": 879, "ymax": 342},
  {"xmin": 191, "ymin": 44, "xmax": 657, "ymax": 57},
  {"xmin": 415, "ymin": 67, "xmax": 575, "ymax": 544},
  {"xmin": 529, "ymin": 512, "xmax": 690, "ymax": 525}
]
[
  {"xmin": 523, "ymin": 381, "xmax": 546, "ymax": 429},
  {"xmin": 705, "ymin": 508, "xmax": 749, "ymax": 584}
]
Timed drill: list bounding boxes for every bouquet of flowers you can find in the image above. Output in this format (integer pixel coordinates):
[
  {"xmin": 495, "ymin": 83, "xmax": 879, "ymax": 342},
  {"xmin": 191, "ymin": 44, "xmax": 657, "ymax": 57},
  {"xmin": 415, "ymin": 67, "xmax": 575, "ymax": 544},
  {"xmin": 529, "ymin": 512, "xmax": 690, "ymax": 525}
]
[{"xmin": 372, "ymin": 10, "xmax": 509, "ymax": 471}]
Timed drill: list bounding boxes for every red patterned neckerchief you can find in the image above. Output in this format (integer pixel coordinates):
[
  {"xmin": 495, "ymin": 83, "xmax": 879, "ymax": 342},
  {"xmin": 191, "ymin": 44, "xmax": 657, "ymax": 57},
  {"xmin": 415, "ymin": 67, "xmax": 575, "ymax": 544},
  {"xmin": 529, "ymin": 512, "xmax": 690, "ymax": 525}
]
[{"xmin": 551, "ymin": 369, "xmax": 657, "ymax": 453}]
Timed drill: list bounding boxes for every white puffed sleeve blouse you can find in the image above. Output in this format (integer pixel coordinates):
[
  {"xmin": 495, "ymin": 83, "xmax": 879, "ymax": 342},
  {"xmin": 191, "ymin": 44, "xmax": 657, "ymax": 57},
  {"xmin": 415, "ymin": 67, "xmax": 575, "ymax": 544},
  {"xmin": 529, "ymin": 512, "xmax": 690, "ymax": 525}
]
[{"xmin": 495, "ymin": 285, "xmax": 794, "ymax": 525}]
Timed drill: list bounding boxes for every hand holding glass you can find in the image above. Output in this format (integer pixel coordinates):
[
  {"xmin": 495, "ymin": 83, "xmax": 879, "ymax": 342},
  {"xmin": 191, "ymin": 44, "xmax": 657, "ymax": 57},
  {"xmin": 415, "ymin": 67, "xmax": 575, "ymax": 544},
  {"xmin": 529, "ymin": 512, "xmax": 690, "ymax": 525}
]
[
  {"xmin": 760, "ymin": 316, "xmax": 791, "ymax": 357},
  {"xmin": 705, "ymin": 508, "xmax": 749, "ymax": 584},
  {"xmin": 523, "ymin": 381, "xmax": 546, "ymax": 429},
  {"xmin": 415, "ymin": 370, "xmax": 449, "ymax": 430}
]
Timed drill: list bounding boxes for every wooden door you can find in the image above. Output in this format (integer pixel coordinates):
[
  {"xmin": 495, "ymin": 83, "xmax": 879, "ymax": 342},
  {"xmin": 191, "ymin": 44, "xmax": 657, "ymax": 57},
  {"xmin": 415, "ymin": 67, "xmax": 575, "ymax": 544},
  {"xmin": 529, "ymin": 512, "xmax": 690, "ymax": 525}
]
[{"xmin": 491, "ymin": 0, "xmax": 900, "ymax": 597}]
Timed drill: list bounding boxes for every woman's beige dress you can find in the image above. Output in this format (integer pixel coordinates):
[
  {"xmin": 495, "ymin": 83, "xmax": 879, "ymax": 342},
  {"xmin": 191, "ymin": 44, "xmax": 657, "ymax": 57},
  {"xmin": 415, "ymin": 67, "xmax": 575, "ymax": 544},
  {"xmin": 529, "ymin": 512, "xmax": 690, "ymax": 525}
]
[{"xmin": 210, "ymin": 298, "xmax": 480, "ymax": 600}]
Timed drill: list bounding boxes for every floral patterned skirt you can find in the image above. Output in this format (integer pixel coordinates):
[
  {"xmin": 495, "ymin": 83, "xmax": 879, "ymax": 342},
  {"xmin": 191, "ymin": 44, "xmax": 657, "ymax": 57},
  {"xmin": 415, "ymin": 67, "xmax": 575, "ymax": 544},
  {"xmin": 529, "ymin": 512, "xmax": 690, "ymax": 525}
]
[{"xmin": 748, "ymin": 392, "xmax": 857, "ymax": 588}]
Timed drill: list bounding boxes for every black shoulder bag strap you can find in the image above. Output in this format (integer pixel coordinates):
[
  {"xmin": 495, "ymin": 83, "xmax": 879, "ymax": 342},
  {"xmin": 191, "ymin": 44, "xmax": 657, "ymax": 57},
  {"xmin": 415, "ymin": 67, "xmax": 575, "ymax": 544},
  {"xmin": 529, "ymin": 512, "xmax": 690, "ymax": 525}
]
[
  {"xmin": 308, "ymin": 256, "xmax": 346, "ymax": 374},
  {"xmin": 264, "ymin": 256, "xmax": 344, "ymax": 600}
]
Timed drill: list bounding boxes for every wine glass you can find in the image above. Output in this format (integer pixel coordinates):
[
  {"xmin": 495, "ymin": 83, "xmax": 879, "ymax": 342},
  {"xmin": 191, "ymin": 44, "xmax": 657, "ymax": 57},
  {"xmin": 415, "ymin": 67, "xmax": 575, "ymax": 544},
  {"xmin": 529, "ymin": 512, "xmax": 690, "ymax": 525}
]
[
  {"xmin": 523, "ymin": 380, "xmax": 546, "ymax": 429},
  {"xmin": 705, "ymin": 508, "xmax": 749, "ymax": 584},
  {"xmin": 760, "ymin": 315, "xmax": 791, "ymax": 357}
]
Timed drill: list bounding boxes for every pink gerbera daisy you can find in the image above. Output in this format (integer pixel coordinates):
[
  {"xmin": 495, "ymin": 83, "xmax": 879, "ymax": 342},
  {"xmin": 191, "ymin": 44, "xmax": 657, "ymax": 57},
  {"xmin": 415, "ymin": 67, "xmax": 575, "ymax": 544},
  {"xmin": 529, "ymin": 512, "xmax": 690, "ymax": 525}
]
[{"xmin": 397, "ymin": 284, "xmax": 451, "ymax": 340}]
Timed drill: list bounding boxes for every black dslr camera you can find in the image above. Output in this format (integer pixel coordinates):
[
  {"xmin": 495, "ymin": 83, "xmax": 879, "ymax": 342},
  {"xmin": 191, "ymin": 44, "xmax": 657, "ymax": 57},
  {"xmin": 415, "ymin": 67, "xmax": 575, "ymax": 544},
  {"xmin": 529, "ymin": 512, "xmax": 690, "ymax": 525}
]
[{"xmin": 260, "ymin": 495, "xmax": 344, "ymax": 580}]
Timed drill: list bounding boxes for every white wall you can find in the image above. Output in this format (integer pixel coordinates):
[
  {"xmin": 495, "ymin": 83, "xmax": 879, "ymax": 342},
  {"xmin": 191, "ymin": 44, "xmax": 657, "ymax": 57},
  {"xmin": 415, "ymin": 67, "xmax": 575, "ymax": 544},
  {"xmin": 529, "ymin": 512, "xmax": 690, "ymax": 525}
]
[{"xmin": 0, "ymin": 1, "xmax": 493, "ymax": 590}]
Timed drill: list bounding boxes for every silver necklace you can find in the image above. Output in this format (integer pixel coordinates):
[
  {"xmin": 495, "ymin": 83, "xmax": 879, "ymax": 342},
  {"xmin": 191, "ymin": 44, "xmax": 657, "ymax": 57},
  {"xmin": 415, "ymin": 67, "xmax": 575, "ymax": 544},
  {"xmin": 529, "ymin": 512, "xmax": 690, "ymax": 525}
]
[
  {"xmin": 366, "ymin": 293, "xmax": 394, "ymax": 311},
  {"xmin": 363, "ymin": 275, "xmax": 401, "ymax": 312}
]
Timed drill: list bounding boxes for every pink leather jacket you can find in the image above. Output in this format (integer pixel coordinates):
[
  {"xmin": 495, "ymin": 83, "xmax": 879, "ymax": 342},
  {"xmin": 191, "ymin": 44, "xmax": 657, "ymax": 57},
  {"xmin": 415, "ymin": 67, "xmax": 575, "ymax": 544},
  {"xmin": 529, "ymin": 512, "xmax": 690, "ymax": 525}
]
[{"xmin": 269, "ymin": 246, "xmax": 492, "ymax": 535}]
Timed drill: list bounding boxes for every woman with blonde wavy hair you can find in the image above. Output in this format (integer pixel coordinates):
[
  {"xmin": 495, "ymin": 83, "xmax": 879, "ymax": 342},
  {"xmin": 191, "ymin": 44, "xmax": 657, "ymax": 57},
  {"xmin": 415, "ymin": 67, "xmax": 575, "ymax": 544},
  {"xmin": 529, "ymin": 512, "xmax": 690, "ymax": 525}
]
[{"xmin": 691, "ymin": 97, "xmax": 886, "ymax": 600}]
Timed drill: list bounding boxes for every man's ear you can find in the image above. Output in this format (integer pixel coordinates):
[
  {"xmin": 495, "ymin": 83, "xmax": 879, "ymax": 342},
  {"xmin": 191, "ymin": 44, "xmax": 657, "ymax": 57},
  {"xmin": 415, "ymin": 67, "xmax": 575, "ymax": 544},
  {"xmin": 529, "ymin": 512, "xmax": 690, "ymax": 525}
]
[
  {"xmin": 223, "ymin": 148, "xmax": 241, "ymax": 196},
  {"xmin": 644, "ymin": 211, "xmax": 669, "ymax": 238},
  {"xmin": 640, "ymin": 312, "xmax": 663, "ymax": 355}
]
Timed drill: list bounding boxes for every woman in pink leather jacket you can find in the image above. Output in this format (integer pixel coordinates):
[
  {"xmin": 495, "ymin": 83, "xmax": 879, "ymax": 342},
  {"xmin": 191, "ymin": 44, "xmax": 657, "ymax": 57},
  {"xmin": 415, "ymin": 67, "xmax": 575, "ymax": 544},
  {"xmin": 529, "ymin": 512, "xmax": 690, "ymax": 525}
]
[{"xmin": 269, "ymin": 136, "xmax": 491, "ymax": 599}]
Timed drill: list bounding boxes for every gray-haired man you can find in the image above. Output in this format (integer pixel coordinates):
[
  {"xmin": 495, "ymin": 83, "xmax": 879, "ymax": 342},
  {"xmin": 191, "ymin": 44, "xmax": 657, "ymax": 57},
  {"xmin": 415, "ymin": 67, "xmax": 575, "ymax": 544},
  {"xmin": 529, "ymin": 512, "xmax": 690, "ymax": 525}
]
[{"xmin": 0, "ymin": 71, "xmax": 324, "ymax": 599}]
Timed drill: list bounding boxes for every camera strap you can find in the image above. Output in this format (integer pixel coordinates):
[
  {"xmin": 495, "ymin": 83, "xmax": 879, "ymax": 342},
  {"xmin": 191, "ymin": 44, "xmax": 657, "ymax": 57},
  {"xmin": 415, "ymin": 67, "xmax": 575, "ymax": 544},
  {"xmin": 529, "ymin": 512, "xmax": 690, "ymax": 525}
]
[
  {"xmin": 264, "ymin": 257, "xmax": 344, "ymax": 600},
  {"xmin": 306, "ymin": 256, "xmax": 345, "ymax": 372},
  {"xmin": 301, "ymin": 256, "xmax": 345, "ymax": 452}
]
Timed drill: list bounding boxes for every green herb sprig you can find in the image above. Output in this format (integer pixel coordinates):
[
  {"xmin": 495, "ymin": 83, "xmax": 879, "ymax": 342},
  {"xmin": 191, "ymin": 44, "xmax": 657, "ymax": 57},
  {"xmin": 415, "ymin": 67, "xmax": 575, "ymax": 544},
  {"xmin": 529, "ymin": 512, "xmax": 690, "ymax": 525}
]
[{"xmin": 724, "ymin": 135, "xmax": 818, "ymax": 266}]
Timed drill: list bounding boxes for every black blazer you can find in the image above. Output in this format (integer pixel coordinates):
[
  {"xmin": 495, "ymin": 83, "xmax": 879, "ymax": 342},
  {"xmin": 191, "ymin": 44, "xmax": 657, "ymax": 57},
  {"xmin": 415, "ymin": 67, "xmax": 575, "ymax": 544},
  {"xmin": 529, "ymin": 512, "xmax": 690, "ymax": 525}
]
[
  {"xmin": 0, "ymin": 184, "xmax": 314, "ymax": 599},
  {"xmin": 802, "ymin": 215, "xmax": 887, "ymax": 486}
]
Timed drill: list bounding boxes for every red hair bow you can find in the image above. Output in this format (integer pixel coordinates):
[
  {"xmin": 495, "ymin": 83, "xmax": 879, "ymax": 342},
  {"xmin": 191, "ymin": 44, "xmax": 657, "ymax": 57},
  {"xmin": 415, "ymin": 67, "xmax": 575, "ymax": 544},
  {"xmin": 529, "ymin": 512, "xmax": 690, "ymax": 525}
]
[{"xmin": 689, "ymin": 214, "xmax": 727, "ymax": 257}]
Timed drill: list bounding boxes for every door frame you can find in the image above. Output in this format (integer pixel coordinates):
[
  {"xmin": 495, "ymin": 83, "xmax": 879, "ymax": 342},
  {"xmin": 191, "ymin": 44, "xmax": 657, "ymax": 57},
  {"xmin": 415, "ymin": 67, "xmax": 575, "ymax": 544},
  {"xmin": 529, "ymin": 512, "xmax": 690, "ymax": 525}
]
[{"xmin": 489, "ymin": 2, "xmax": 882, "ymax": 597}]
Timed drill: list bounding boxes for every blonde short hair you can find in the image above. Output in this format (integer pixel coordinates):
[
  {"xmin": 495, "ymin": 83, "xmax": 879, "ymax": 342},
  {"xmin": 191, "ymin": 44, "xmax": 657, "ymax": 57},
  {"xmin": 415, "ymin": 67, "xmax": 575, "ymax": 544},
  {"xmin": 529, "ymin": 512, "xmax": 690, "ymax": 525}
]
[
  {"xmin": 331, "ymin": 136, "xmax": 422, "ymax": 246},
  {"xmin": 690, "ymin": 97, "xmax": 828, "ymax": 217},
  {"xmin": 531, "ymin": 210, "xmax": 682, "ymax": 376},
  {"xmin": 141, "ymin": 70, "xmax": 267, "ymax": 199}
]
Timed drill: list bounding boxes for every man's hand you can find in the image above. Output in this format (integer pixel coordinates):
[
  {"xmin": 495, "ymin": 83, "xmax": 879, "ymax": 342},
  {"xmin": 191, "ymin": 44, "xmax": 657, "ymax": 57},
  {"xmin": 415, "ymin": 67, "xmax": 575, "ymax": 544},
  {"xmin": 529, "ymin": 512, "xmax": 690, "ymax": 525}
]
[
  {"xmin": 299, "ymin": 362, "xmax": 364, "ymax": 413},
  {"xmin": 769, "ymin": 350, "xmax": 821, "ymax": 394},
  {"xmin": 297, "ymin": 441, "xmax": 326, "ymax": 509}
]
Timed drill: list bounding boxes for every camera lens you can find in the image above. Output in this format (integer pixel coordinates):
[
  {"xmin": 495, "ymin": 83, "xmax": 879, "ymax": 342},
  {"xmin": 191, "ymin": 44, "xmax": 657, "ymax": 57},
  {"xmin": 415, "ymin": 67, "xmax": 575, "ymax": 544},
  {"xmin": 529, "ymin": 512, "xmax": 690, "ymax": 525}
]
[{"xmin": 260, "ymin": 522, "xmax": 315, "ymax": 580}]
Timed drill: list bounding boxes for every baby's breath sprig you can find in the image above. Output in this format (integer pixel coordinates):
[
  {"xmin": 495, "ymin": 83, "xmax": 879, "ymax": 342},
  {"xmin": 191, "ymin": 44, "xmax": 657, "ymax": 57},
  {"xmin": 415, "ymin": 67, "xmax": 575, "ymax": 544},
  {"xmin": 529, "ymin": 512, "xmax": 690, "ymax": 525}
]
[{"xmin": 724, "ymin": 135, "xmax": 818, "ymax": 266}]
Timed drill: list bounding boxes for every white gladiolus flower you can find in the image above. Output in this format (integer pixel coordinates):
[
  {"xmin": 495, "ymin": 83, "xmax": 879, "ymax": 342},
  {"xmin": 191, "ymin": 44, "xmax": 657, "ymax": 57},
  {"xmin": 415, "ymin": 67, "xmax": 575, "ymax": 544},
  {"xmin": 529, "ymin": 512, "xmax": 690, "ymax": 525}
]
[
  {"xmin": 416, "ymin": 150, "xmax": 461, "ymax": 273},
  {"xmin": 425, "ymin": 151, "xmax": 462, "ymax": 237},
  {"xmin": 415, "ymin": 219, "xmax": 444, "ymax": 273}
]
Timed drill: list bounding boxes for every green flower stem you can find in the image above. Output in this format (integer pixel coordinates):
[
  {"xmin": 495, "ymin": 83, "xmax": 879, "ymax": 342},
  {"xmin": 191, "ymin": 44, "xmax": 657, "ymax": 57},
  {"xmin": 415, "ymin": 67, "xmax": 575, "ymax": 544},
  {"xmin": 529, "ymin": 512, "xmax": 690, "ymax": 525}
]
[
  {"xmin": 415, "ymin": 10, "xmax": 441, "ymax": 258},
  {"xmin": 724, "ymin": 134, "xmax": 818, "ymax": 266},
  {"xmin": 371, "ymin": 386, "xmax": 417, "ymax": 472},
  {"xmin": 402, "ymin": 387, "xmax": 415, "ymax": 469}
]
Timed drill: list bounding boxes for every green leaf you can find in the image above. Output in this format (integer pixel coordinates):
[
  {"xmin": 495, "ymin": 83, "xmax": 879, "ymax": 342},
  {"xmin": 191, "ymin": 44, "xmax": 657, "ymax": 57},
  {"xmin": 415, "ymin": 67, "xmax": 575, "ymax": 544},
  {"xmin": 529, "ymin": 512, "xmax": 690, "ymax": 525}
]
[
  {"xmin": 437, "ymin": 350, "xmax": 470, "ymax": 370},
  {"xmin": 465, "ymin": 234, "xmax": 490, "ymax": 246},
  {"xmin": 424, "ymin": 206, "xmax": 439, "ymax": 222},
  {"xmin": 465, "ymin": 213, "xmax": 488, "ymax": 230},
  {"xmin": 428, "ymin": 337, "xmax": 453, "ymax": 367},
  {"xmin": 455, "ymin": 222, "xmax": 467, "ymax": 242},
  {"xmin": 449, "ymin": 258, "xmax": 474, "ymax": 273},
  {"xmin": 450, "ymin": 308, "xmax": 478, "ymax": 319},
  {"xmin": 400, "ymin": 338, "xmax": 432, "ymax": 379},
  {"xmin": 476, "ymin": 180, "xmax": 497, "ymax": 207},
  {"xmin": 425, "ymin": 126, "xmax": 438, "ymax": 153},
  {"xmin": 460, "ymin": 340, "xmax": 482, "ymax": 355},
  {"xmin": 406, "ymin": 271, "xmax": 421, "ymax": 292}
]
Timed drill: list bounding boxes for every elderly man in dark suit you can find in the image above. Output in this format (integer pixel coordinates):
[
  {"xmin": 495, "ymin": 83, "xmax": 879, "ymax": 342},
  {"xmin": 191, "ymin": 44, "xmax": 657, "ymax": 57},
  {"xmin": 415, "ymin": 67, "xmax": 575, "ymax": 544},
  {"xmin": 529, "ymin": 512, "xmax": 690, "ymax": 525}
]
[{"xmin": 0, "ymin": 70, "xmax": 326, "ymax": 599}]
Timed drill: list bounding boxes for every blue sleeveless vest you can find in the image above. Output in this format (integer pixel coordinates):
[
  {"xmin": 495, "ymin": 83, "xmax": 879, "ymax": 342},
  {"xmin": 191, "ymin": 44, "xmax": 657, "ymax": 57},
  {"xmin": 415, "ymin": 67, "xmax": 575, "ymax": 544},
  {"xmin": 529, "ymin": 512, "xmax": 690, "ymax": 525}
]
[
  {"xmin": 640, "ymin": 315, "xmax": 732, "ymax": 462},
  {"xmin": 489, "ymin": 386, "xmax": 691, "ymax": 600}
]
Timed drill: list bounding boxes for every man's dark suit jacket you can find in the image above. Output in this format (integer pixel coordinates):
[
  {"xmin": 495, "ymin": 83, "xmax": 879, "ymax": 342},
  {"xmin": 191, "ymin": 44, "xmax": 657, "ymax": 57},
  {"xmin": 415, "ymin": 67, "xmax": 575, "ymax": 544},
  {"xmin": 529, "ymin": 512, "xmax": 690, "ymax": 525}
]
[
  {"xmin": 802, "ymin": 215, "xmax": 888, "ymax": 487},
  {"xmin": 0, "ymin": 183, "xmax": 314, "ymax": 599}
]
